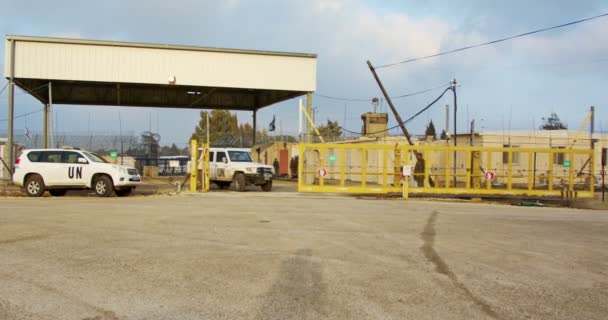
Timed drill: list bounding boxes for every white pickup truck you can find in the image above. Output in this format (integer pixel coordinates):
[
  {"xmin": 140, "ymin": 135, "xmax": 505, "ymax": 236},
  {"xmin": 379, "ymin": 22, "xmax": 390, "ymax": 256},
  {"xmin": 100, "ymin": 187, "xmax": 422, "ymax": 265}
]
[
  {"xmin": 13, "ymin": 148, "xmax": 141, "ymax": 197},
  {"xmin": 200, "ymin": 147, "xmax": 274, "ymax": 192}
]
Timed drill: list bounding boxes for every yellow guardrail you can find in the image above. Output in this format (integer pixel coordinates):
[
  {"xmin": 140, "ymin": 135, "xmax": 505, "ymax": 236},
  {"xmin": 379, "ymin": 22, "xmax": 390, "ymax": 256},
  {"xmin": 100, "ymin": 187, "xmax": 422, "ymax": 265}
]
[{"xmin": 298, "ymin": 143, "xmax": 595, "ymax": 198}]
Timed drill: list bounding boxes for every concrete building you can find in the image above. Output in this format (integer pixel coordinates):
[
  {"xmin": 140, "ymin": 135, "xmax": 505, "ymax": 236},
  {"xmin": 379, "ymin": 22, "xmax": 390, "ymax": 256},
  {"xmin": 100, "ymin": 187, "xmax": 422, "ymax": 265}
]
[
  {"xmin": 361, "ymin": 113, "xmax": 389, "ymax": 138},
  {"xmin": 252, "ymin": 142, "xmax": 299, "ymax": 177},
  {"xmin": 452, "ymin": 130, "xmax": 607, "ymax": 184}
]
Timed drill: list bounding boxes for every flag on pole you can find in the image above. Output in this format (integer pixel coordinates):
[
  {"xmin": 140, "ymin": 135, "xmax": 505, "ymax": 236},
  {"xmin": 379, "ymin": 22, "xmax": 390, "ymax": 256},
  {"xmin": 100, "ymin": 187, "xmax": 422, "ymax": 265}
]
[
  {"xmin": 24, "ymin": 128, "xmax": 32, "ymax": 140},
  {"xmin": 269, "ymin": 116, "xmax": 276, "ymax": 132}
]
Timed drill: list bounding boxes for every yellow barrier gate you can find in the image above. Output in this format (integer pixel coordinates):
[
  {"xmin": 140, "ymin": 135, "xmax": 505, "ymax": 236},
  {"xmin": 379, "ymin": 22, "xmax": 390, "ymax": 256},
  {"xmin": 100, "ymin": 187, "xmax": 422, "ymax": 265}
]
[
  {"xmin": 298, "ymin": 143, "xmax": 595, "ymax": 198},
  {"xmin": 189, "ymin": 140, "xmax": 210, "ymax": 192}
]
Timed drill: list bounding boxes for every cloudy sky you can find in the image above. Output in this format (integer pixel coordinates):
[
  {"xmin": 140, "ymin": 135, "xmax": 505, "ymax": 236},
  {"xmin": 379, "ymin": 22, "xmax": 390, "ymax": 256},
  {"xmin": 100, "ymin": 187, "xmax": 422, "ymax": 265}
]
[{"xmin": 1, "ymin": 0, "xmax": 607, "ymax": 145}]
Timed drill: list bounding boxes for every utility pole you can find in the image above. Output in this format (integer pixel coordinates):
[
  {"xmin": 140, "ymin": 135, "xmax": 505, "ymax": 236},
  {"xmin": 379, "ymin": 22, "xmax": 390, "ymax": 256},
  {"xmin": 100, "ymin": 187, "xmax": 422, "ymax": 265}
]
[
  {"xmin": 590, "ymin": 106, "xmax": 595, "ymax": 151},
  {"xmin": 452, "ymin": 79, "xmax": 458, "ymax": 146},
  {"xmin": 43, "ymin": 103, "xmax": 48, "ymax": 148},
  {"xmin": 445, "ymin": 104, "xmax": 450, "ymax": 143},
  {"xmin": 470, "ymin": 119, "xmax": 475, "ymax": 146},
  {"xmin": 298, "ymin": 99, "xmax": 303, "ymax": 142},
  {"xmin": 451, "ymin": 78, "xmax": 458, "ymax": 187},
  {"xmin": 591, "ymin": 106, "xmax": 596, "ymax": 197},
  {"xmin": 119, "ymin": 112, "xmax": 124, "ymax": 165},
  {"xmin": 252, "ymin": 109, "xmax": 257, "ymax": 146},
  {"xmin": 366, "ymin": 61, "xmax": 415, "ymax": 147},
  {"xmin": 206, "ymin": 112, "xmax": 210, "ymax": 147}
]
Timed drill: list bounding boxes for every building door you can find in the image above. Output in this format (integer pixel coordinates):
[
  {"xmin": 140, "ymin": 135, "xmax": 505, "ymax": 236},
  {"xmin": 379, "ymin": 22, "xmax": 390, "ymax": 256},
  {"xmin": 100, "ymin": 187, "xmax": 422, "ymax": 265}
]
[{"xmin": 279, "ymin": 150, "xmax": 289, "ymax": 176}]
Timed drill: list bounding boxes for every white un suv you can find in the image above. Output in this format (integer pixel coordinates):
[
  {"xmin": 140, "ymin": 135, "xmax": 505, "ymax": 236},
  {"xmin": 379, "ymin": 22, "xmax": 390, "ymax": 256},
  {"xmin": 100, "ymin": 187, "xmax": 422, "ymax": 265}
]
[
  {"xmin": 201, "ymin": 147, "xmax": 274, "ymax": 192},
  {"xmin": 13, "ymin": 148, "xmax": 141, "ymax": 197}
]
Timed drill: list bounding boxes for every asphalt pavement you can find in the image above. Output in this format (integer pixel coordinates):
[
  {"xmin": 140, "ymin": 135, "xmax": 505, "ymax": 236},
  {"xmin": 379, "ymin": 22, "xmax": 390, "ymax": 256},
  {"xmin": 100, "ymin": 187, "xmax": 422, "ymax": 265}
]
[{"xmin": 0, "ymin": 194, "xmax": 607, "ymax": 319}]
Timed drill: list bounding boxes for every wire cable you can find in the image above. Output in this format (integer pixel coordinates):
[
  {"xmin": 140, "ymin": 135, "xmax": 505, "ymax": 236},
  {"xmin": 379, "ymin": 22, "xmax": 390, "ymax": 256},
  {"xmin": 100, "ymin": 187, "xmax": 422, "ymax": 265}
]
[
  {"xmin": 339, "ymin": 87, "xmax": 453, "ymax": 135},
  {"xmin": 314, "ymin": 82, "xmax": 450, "ymax": 102},
  {"xmin": 313, "ymin": 93, "xmax": 368, "ymax": 102},
  {"xmin": 392, "ymin": 82, "xmax": 451, "ymax": 99},
  {"xmin": 0, "ymin": 82, "xmax": 8, "ymax": 97},
  {"xmin": 376, "ymin": 12, "xmax": 608, "ymax": 69},
  {"xmin": 401, "ymin": 87, "xmax": 452, "ymax": 124},
  {"xmin": 0, "ymin": 108, "xmax": 44, "ymax": 122}
]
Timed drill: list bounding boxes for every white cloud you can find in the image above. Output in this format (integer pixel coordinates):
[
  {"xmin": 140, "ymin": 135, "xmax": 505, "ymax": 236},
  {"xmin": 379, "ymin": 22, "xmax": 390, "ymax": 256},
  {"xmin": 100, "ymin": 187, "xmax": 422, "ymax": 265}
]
[
  {"xmin": 315, "ymin": 0, "xmax": 344, "ymax": 12},
  {"xmin": 515, "ymin": 20, "xmax": 608, "ymax": 62},
  {"xmin": 221, "ymin": 0, "xmax": 241, "ymax": 10}
]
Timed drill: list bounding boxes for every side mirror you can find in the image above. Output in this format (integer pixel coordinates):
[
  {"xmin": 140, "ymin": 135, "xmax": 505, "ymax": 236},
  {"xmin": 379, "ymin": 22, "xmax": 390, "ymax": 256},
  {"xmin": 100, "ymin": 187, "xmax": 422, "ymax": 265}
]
[
  {"xmin": 222, "ymin": 157, "xmax": 228, "ymax": 164},
  {"xmin": 77, "ymin": 157, "xmax": 88, "ymax": 164}
]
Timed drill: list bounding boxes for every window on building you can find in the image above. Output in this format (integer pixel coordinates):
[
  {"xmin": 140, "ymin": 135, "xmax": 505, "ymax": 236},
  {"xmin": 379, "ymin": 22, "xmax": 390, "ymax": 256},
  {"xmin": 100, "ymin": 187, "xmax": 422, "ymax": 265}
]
[{"xmin": 502, "ymin": 145, "xmax": 520, "ymax": 164}]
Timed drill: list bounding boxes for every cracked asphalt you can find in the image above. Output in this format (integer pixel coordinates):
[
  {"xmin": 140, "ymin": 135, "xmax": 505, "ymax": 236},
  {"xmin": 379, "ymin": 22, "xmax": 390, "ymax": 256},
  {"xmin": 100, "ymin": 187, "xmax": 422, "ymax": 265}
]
[{"xmin": 1, "ymin": 194, "xmax": 607, "ymax": 319}]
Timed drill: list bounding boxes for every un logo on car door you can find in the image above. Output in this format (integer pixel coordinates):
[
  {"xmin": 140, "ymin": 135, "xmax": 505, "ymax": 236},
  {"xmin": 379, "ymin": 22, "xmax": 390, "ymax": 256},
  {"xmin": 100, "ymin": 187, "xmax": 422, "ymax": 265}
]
[{"xmin": 68, "ymin": 167, "xmax": 82, "ymax": 179}]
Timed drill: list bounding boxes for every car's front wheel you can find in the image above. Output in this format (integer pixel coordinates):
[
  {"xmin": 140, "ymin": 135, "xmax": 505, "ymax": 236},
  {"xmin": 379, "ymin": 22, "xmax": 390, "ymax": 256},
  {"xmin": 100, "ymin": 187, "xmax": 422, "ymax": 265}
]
[
  {"xmin": 24, "ymin": 174, "xmax": 45, "ymax": 197},
  {"xmin": 261, "ymin": 180, "xmax": 272, "ymax": 192},
  {"xmin": 93, "ymin": 175, "xmax": 114, "ymax": 197},
  {"xmin": 233, "ymin": 173, "xmax": 246, "ymax": 192}
]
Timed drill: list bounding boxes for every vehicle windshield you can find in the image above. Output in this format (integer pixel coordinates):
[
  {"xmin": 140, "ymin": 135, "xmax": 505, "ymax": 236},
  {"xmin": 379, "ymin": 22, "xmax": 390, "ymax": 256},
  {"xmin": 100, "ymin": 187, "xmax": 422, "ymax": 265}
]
[
  {"xmin": 228, "ymin": 151, "xmax": 253, "ymax": 162},
  {"xmin": 83, "ymin": 151, "xmax": 109, "ymax": 163}
]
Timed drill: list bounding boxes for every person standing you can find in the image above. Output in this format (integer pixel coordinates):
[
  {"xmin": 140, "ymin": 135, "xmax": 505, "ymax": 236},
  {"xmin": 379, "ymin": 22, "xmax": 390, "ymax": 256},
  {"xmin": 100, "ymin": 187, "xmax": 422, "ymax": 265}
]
[
  {"xmin": 273, "ymin": 158, "xmax": 280, "ymax": 177},
  {"xmin": 290, "ymin": 156, "xmax": 299, "ymax": 179},
  {"xmin": 414, "ymin": 153, "xmax": 434, "ymax": 187}
]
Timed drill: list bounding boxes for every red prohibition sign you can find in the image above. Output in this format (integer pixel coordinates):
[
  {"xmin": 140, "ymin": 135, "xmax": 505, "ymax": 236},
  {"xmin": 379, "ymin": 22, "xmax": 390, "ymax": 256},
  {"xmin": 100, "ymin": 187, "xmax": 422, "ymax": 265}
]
[
  {"xmin": 484, "ymin": 171, "xmax": 495, "ymax": 181},
  {"xmin": 317, "ymin": 168, "xmax": 328, "ymax": 177}
]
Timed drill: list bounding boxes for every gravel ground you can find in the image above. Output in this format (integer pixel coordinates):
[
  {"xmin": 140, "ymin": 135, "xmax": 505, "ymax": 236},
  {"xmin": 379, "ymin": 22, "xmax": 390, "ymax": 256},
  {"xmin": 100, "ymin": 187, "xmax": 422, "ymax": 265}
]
[{"xmin": 0, "ymin": 194, "xmax": 607, "ymax": 319}]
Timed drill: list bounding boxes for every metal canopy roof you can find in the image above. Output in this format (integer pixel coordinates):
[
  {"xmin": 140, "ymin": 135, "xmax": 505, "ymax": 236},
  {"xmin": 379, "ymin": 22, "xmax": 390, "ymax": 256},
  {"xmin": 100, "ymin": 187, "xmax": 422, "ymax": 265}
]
[{"xmin": 4, "ymin": 35, "xmax": 317, "ymax": 111}]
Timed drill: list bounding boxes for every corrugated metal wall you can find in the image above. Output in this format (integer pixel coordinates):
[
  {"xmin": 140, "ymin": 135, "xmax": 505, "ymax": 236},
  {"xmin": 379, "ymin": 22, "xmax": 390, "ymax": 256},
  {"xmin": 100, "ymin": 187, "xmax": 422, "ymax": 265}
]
[{"xmin": 7, "ymin": 39, "xmax": 316, "ymax": 92}]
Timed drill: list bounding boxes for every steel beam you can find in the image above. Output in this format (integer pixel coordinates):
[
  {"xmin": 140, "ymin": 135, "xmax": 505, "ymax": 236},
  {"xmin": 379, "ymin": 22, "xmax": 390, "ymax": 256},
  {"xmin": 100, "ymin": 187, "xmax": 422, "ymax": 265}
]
[{"xmin": 7, "ymin": 39, "xmax": 16, "ymax": 180}]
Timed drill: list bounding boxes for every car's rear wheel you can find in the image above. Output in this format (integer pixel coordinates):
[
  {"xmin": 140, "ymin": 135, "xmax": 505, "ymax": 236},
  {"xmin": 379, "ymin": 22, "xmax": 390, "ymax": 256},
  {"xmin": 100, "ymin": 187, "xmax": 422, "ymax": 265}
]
[
  {"xmin": 115, "ymin": 187, "xmax": 132, "ymax": 197},
  {"xmin": 233, "ymin": 173, "xmax": 246, "ymax": 192},
  {"xmin": 49, "ymin": 189, "xmax": 67, "ymax": 197},
  {"xmin": 94, "ymin": 175, "xmax": 114, "ymax": 197},
  {"xmin": 24, "ymin": 174, "xmax": 45, "ymax": 197},
  {"xmin": 261, "ymin": 180, "xmax": 272, "ymax": 192}
]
